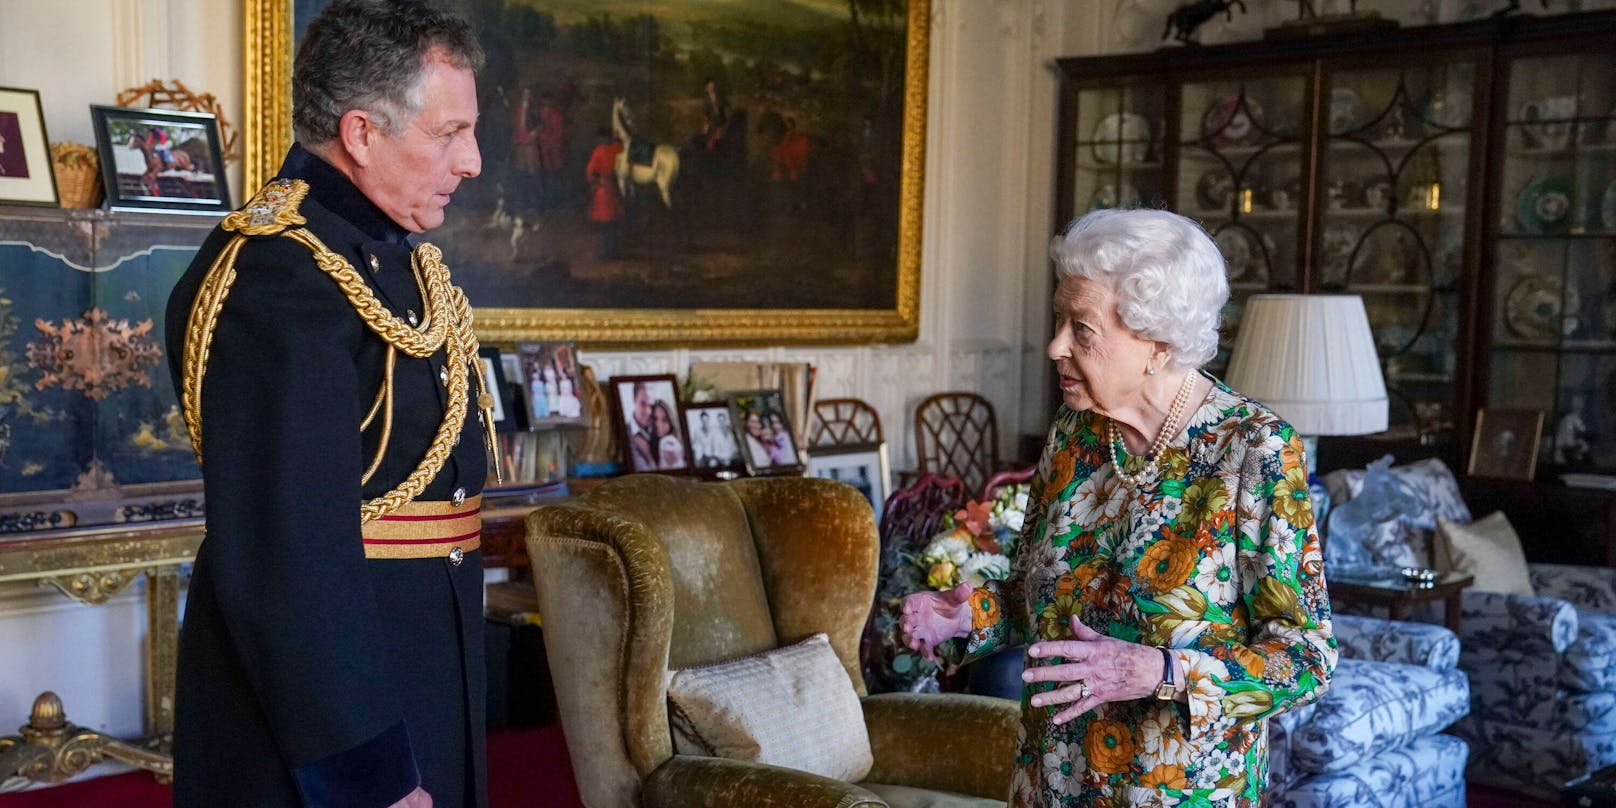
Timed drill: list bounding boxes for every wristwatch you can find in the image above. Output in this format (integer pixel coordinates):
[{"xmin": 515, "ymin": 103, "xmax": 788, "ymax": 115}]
[{"xmin": 1154, "ymin": 647, "xmax": 1176, "ymax": 700}]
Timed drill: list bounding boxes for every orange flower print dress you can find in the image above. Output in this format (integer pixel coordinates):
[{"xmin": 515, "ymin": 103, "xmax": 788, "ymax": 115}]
[{"xmin": 966, "ymin": 378, "xmax": 1337, "ymax": 808}]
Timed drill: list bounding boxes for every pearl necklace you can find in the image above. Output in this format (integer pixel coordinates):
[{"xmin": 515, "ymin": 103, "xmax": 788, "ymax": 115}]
[{"xmin": 1108, "ymin": 372, "xmax": 1197, "ymax": 486}]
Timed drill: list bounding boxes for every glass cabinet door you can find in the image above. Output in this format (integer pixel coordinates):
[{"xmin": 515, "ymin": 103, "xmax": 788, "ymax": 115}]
[
  {"xmin": 1490, "ymin": 49, "xmax": 1616, "ymax": 471},
  {"xmin": 1318, "ymin": 61, "xmax": 1478, "ymax": 439},
  {"xmin": 1070, "ymin": 85, "xmax": 1168, "ymax": 218},
  {"xmin": 1177, "ymin": 75, "xmax": 1310, "ymax": 369}
]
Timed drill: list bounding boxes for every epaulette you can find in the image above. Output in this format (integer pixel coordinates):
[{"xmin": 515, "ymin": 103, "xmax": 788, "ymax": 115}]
[{"xmin": 221, "ymin": 178, "xmax": 309, "ymax": 237}]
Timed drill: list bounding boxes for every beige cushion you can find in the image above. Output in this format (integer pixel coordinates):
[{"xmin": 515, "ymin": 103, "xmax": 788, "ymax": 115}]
[
  {"xmin": 667, "ymin": 632, "xmax": 873, "ymax": 782},
  {"xmin": 1434, "ymin": 512, "xmax": 1535, "ymax": 596}
]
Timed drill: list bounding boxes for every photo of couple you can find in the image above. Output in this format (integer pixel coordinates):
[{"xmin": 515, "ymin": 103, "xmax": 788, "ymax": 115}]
[{"xmin": 612, "ymin": 375, "xmax": 688, "ymax": 473}]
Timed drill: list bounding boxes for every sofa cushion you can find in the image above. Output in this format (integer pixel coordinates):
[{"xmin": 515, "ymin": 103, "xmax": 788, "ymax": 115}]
[
  {"xmin": 667, "ymin": 633, "xmax": 873, "ymax": 782},
  {"xmin": 1566, "ymin": 608, "xmax": 1616, "ymax": 692},
  {"xmin": 1269, "ymin": 732, "xmax": 1468, "ymax": 808},
  {"xmin": 1288, "ymin": 657, "xmax": 1470, "ymax": 775},
  {"xmin": 1323, "ymin": 457, "xmax": 1472, "ymax": 571},
  {"xmin": 861, "ymin": 783, "xmax": 1004, "ymax": 808},
  {"xmin": 1435, "ymin": 513, "xmax": 1534, "ymax": 596},
  {"xmin": 1454, "ymin": 715, "xmax": 1616, "ymax": 799}
]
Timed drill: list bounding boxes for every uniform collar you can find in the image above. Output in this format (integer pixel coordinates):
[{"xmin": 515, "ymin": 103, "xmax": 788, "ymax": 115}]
[{"xmin": 275, "ymin": 143, "xmax": 411, "ymax": 245}]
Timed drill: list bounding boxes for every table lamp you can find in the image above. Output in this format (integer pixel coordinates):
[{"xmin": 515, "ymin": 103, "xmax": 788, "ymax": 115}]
[{"xmin": 1224, "ymin": 294, "xmax": 1388, "ymax": 474}]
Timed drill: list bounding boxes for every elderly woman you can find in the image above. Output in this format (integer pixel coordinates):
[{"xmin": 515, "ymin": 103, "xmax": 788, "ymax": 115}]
[{"xmin": 902, "ymin": 208, "xmax": 1334, "ymax": 807}]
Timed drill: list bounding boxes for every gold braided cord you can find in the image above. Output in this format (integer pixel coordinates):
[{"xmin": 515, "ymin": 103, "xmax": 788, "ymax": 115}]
[
  {"xmin": 360, "ymin": 346, "xmax": 397, "ymax": 486},
  {"xmin": 283, "ymin": 229, "xmax": 451, "ymax": 359},
  {"xmin": 180, "ymin": 222, "xmax": 481, "ymax": 524},
  {"xmin": 181, "ymin": 235, "xmax": 249, "ymax": 463}
]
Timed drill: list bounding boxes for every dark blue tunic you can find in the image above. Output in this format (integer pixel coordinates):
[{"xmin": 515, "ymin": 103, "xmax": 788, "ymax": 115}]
[{"xmin": 164, "ymin": 145, "xmax": 487, "ymax": 807}]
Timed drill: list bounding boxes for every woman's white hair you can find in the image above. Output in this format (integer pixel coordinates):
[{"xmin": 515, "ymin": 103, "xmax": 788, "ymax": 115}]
[{"xmin": 1049, "ymin": 208, "xmax": 1229, "ymax": 371}]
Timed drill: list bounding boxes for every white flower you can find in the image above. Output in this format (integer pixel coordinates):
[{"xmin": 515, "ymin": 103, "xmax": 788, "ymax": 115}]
[
  {"xmin": 961, "ymin": 553, "xmax": 1012, "ymax": 586},
  {"xmin": 1069, "ymin": 472, "xmax": 1116, "ymax": 526},
  {"xmin": 999, "ymin": 508, "xmax": 1025, "ymax": 533},
  {"xmin": 1139, "ymin": 707, "xmax": 1190, "ymax": 770},
  {"xmin": 921, "ymin": 535, "xmax": 972, "ymax": 565},
  {"xmin": 1042, "ymin": 740, "xmax": 1082, "ymax": 792},
  {"xmin": 1014, "ymin": 491, "xmax": 1029, "ymax": 512},
  {"xmin": 1194, "ymin": 541, "xmax": 1239, "ymax": 606},
  {"xmin": 1237, "ymin": 547, "xmax": 1270, "ymax": 597},
  {"xmin": 1046, "ymin": 497, "xmax": 1078, "ymax": 541}
]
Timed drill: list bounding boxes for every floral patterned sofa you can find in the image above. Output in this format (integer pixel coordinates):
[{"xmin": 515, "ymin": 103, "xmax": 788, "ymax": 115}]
[
  {"xmin": 1322, "ymin": 456, "xmax": 1616, "ymax": 798},
  {"xmin": 1268, "ymin": 613, "xmax": 1471, "ymax": 807}
]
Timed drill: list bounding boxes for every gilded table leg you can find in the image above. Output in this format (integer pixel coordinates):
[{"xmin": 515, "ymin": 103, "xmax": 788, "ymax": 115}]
[{"xmin": 145, "ymin": 566, "xmax": 180, "ymax": 740}]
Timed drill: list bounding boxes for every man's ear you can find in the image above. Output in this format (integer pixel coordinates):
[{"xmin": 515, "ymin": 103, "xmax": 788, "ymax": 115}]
[{"xmin": 337, "ymin": 109, "xmax": 378, "ymax": 168}]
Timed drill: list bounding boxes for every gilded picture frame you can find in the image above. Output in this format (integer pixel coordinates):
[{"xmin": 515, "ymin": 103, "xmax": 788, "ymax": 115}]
[{"xmin": 243, "ymin": 0, "xmax": 928, "ymax": 347}]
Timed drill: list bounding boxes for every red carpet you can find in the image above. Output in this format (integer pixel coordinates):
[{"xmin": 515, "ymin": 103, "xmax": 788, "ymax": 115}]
[{"xmin": 0, "ymin": 724, "xmax": 583, "ymax": 808}]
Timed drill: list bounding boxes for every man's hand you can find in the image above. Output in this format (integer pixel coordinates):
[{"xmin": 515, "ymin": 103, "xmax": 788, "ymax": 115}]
[{"xmin": 389, "ymin": 787, "xmax": 432, "ymax": 808}]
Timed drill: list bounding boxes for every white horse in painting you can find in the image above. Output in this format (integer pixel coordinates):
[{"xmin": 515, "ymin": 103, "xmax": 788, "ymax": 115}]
[{"xmin": 610, "ymin": 97, "xmax": 679, "ymax": 209}]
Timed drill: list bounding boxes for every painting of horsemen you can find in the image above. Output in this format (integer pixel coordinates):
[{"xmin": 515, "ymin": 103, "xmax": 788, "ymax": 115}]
[
  {"xmin": 283, "ymin": 0, "xmax": 922, "ymax": 336},
  {"xmin": 90, "ymin": 105, "xmax": 231, "ymax": 214}
]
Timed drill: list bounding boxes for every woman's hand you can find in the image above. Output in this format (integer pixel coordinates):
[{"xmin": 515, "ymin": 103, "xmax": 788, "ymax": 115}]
[
  {"xmin": 899, "ymin": 581, "xmax": 974, "ymax": 661},
  {"xmin": 1021, "ymin": 616, "xmax": 1167, "ymax": 725},
  {"xmin": 389, "ymin": 787, "xmax": 432, "ymax": 808}
]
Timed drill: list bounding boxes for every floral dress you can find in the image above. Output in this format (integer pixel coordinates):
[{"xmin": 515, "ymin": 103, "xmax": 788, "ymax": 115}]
[{"xmin": 966, "ymin": 378, "xmax": 1336, "ymax": 808}]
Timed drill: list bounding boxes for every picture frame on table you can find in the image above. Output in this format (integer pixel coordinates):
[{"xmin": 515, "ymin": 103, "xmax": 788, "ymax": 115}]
[
  {"xmin": 805, "ymin": 442, "xmax": 891, "ymax": 523},
  {"xmin": 0, "ymin": 87, "xmax": 59, "ymax": 206},
  {"xmin": 683, "ymin": 401, "xmax": 746, "ymax": 478},
  {"xmin": 610, "ymin": 374, "xmax": 689, "ymax": 473},
  {"xmin": 1468, "ymin": 407, "xmax": 1545, "ymax": 482},
  {"xmin": 728, "ymin": 389, "xmax": 803, "ymax": 476},
  {"xmin": 248, "ymin": 0, "xmax": 931, "ymax": 346},
  {"xmin": 90, "ymin": 105, "xmax": 231, "ymax": 214},
  {"xmin": 516, "ymin": 341, "xmax": 587, "ymax": 428}
]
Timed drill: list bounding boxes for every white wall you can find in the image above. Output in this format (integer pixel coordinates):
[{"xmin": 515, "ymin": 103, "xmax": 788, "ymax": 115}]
[{"xmin": 0, "ymin": 0, "xmax": 1072, "ymax": 756}]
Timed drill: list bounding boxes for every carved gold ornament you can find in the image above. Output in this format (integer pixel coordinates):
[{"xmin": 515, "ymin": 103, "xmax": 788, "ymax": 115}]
[{"xmin": 25, "ymin": 310, "xmax": 162, "ymax": 401}]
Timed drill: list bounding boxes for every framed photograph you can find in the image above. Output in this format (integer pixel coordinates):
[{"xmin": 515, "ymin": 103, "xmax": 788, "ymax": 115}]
[
  {"xmin": 516, "ymin": 341, "xmax": 587, "ymax": 428},
  {"xmin": 728, "ymin": 389, "xmax": 803, "ymax": 475},
  {"xmin": 806, "ymin": 442, "xmax": 891, "ymax": 523},
  {"xmin": 1468, "ymin": 408, "xmax": 1545, "ymax": 481},
  {"xmin": 246, "ymin": 0, "xmax": 930, "ymax": 346},
  {"xmin": 683, "ymin": 401, "xmax": 745, "ymax": 477},
  {"xmin": 90, "ymin": 105, "xmax": 231, "ymax": 214},
  {"xmin": 0, "ymin": 87, "xmax": 59, "ymax": 206},
  {"xmin": 611, "ymin": 374, "xmax": 689, "ymax": 473}
]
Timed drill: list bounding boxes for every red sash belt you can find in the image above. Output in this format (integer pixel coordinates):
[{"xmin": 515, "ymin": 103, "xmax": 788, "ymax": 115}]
[{"xmin": 360, "ymin": 495, "xmax": 481, "ymax": 560}]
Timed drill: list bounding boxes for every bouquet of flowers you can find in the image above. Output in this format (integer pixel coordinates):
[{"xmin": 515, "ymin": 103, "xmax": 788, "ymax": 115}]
[{"xmin": 914, "ymin": 486, "xmax": 1028, "ymax": 591}]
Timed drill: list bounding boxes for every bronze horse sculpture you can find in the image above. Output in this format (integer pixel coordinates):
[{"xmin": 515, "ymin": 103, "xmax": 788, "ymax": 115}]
[{"xmin": 1163, "ymin": 0, "xmax": 1247, "ymax": 44}]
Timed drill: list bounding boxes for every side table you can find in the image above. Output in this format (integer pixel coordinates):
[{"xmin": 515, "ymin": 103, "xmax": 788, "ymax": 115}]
[{"xmin": 1327, "ymin": 570, "xmax": 1474, "ymax": 632}]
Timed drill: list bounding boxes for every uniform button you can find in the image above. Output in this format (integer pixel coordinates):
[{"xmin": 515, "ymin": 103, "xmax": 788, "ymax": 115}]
[
  {"xmin": 407, "ymin": 309, "xmax": 419, "ymax": 326},
  {"xmin": 448, "ymin": 547, "xmax": 464, "ymax": 567},
  {"xmin": 439, "ymin": 366, "xmax": 449, "ymax": 386},
  {"xmin": 368, "ymin": 254, "xmax": 381, "ymax": 272},
  {"xmin": 452, "ymin": 487, "xmax": 466, "ymax": 506}
]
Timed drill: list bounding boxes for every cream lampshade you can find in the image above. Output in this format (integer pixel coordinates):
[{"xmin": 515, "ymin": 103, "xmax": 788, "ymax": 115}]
[{"xmin": 1224, "ymin": 294, "xmax": 1388, "ymax": 441}]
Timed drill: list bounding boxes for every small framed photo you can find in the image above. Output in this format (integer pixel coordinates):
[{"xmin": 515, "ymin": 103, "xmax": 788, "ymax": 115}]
[
  {"xmin": 611, "ymin": 374, "xmax": 689, "ymax": 473},
  {"xmin": 729, "ymin": 389, "xmax": 803, "ymax": 475},
  {"xmin": 1468, "ymin": 407, "xmax": 1545, "ymax": 482},
  {"xmin": 0, "ymin": 87, "xmax": 59, "ymax": 206},
  {"xmin": 516, "ymin": 341, "xmax": 587, "ymax": 428},
  {"xmin": 683, "ymin": 401, "xmax": 745, "ymax": 477},
  {"xmin": 90, "ymin": 105, "xmax": 230, "ymax": 214},
  {"xmin": 806, "ymin": 442, "xmax": 891, "ymax": 523},
  {"xmin": 477, "ymin": 346, "xmax": 521, "ymax": 433}
]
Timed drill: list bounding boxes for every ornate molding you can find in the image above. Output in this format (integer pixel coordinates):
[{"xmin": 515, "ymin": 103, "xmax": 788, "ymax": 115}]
[
  {"xmin": 42, "ymin": 570, "xmax": 138, "ymax": 606},
  {"xmin": 0, "ymin": 692, "xmax": 171, "ymax": 790}
]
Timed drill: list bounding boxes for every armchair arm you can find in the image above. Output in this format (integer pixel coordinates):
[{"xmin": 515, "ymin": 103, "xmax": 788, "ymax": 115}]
[
  {"xmin": 1529, "ymin": 562, "xmax": 1616, "ymax": 613},
  {"xmin": 1459, "ymin": 589, "xmax": 1578, "ymax": 655},
  {"xmin": 1331, "ymin": 613, "xmax": 1460, "ymax": 670},
  {"xmin": 643, "ymin": 755, "xmax": 887, "ymax": 808},
  {"xmin": 861, "ymin": 692, "xmax": 1020, "ymax": 800}
]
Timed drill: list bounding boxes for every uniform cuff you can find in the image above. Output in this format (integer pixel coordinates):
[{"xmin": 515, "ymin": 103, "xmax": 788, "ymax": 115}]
[{"xmin": 292, "ymin": 721, "xmax": 420, "ymax": 808}]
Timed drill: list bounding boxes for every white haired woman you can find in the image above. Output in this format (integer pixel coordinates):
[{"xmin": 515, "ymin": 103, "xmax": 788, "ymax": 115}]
[{"xmin": 902, "ymin": 209, "xmax": 1335, "ymax": 807}]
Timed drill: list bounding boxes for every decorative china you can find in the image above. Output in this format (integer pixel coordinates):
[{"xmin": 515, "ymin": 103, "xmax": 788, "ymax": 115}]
[
  {"xmin": 1214, "ymin": 227, "xmax": 1274, "ymax": 283},
  {"xmin": 1519, "ymin": 95, "xmax": 1576, "ymax": 151},
  {"xmin": 1091, "ymin": 112, "xmax": 1151, "ymax": 164},
  {"xmin": 1505, "ymin": 274, "xmax": 1577, "ymax": 339},
  {"xmin": 1514, "ymin": 174, "xmax": 1575, "ymax": 235},
  {"xmin": 1422, "ymin": 86, "xmax": 1471, "ymax": 130},
  {"xmin": 1090, "ymin": 182, "xmax": 1143, "ymax": 210},
  {"xmin": 1196, "ymin": 169, "xmax": 1235, "ymax": 211},
  {"xmin": 1202, "ymin": 96, "xmax": 1264, "ymax": 147},
  {"xmin": 1320, "ymin": 224, "xmax": 1362, "ymax": 287},
  {"xmin": 1330, "ymin": 87, "xmax": 1362, "ymax": 134},
  {"xmin": 1364, "ymin": 179, "xmax": 1394, "ymax": 210}
]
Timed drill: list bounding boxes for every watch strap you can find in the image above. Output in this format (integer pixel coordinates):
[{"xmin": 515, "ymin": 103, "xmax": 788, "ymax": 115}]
[{"xmin": 1154, "ymin": 647, "xmax": 1176, "ymax": 700}]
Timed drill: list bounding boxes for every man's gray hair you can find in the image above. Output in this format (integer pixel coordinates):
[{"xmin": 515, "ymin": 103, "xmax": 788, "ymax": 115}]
[
  {"xmin": 293, "ymin": 0, "xmax": 485, "ymax": 146},
  {"xmin": 1049, "ymin": 208, "xmax": 1230, "ymax": 371}
]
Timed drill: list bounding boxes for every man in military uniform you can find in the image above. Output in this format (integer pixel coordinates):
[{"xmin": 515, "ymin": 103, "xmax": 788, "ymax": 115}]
[{"xmin": 163, "ymin": 2, "xmax": 497, "ymax": 805}]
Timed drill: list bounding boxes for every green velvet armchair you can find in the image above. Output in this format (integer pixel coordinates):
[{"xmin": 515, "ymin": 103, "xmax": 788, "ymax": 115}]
[{"xmin": 525, "ymin": 474, "xmax": 1021, "ymax": 808}]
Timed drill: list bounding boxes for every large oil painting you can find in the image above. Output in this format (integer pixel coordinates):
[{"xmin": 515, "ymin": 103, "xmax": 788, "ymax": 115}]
[{"xmin": 251, "ymin": 0, "xmax": 927, "ymax": 345}]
